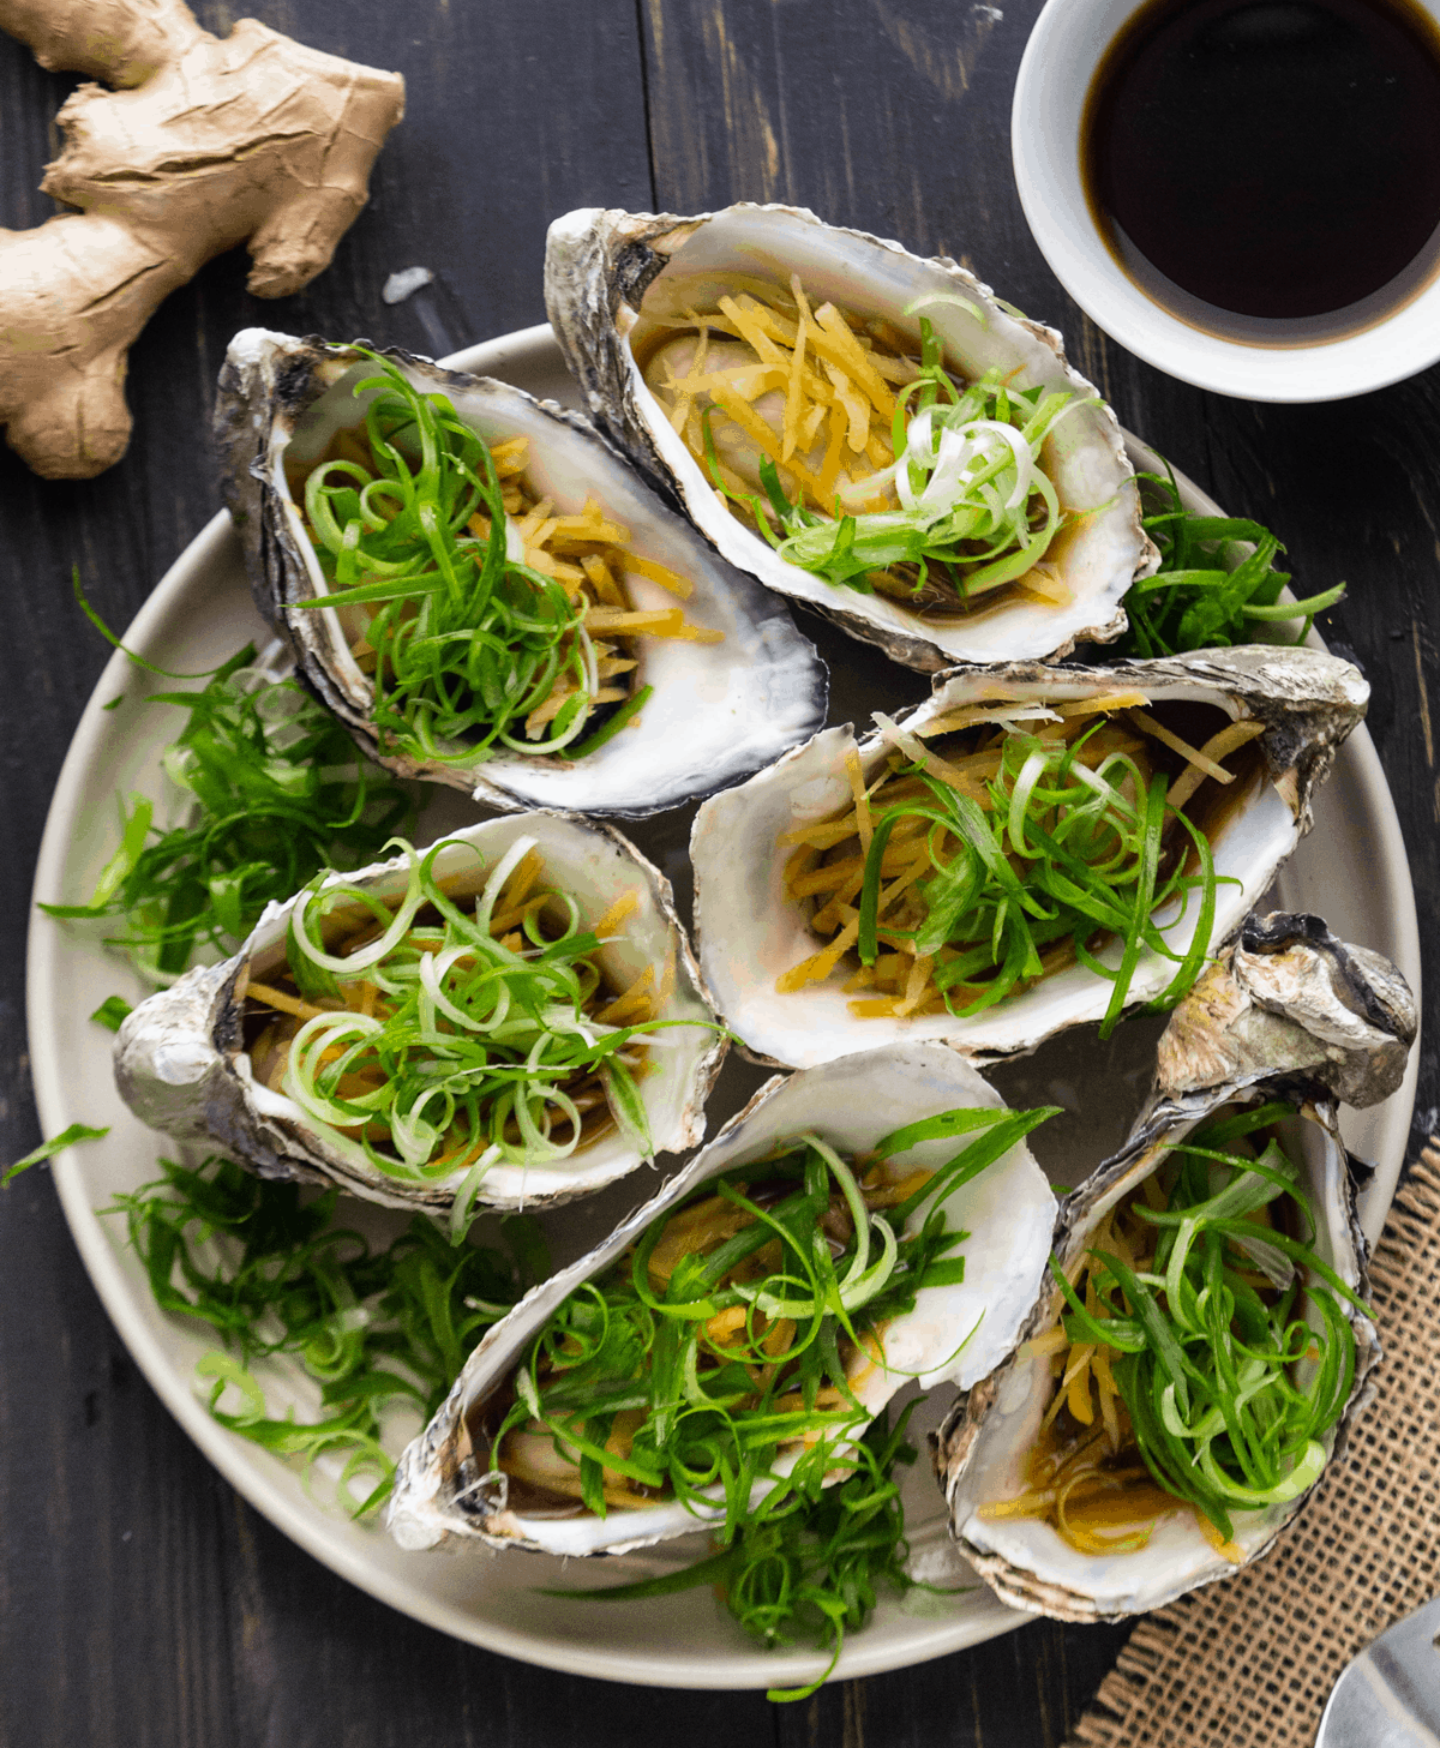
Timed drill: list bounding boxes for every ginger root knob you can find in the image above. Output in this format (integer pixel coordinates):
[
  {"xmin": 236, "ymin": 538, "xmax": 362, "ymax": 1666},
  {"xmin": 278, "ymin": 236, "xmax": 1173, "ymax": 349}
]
[{"xmin": 0, "ymin": 0, "xmax": 404, "ymax": 479}]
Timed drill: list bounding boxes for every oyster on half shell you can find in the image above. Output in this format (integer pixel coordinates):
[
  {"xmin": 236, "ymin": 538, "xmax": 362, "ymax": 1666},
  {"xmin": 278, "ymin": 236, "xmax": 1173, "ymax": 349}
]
[
  {"xmin": 386, "ymin": 1042, "xmax": 1058, "ymax": 1556},
  {"xmin": 691, "ymin": 646, "xmax": 1368, "ymax": 1069},
  {"xmin": 214, "ymin": 328, "xmax": 828, "ymax": 818},
  {"xmin": 936, "ymin": 915, "xmax": 1414, "ymax": 1622},
  {"xmin": 544, "ymin": 203, "xmax": 1156, "ymax": 673},
  {"xmin": 113, "ymin": 814, "xmax": 725, "ymax": 1214}
]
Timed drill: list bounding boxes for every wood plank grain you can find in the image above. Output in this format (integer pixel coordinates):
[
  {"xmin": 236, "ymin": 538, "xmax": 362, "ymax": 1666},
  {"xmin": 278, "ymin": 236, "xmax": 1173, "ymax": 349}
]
[{"xmin": 640, "ymin": 0, "xmax": 1024, "ymax": 270}]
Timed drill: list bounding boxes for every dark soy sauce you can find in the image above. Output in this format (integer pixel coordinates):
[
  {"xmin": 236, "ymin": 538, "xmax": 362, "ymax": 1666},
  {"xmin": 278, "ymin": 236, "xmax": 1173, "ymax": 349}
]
[{"xmin": 1082, "ymin": 0, "xmax": 1440, "ymax": 342}]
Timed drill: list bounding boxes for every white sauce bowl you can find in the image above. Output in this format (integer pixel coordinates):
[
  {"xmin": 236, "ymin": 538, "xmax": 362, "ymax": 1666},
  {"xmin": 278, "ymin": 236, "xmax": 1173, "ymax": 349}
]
[{"xmin": 1011, "ymin": 0, "xmax": 1440, "ymax": 402}]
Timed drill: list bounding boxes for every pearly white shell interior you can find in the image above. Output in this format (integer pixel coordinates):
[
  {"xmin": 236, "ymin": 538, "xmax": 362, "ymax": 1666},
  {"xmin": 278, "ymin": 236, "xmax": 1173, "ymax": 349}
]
[
  {"xmin": 692, "ymin": 666, "xmax": 1306, "ymax": 1069},
  {"xmin": 388, "ymin": 1042, "xmax": 1057, "ymax": 1555},
  {"xmin": 598, "ymin": 205, "xmax": 1148, "ymax": 665}
]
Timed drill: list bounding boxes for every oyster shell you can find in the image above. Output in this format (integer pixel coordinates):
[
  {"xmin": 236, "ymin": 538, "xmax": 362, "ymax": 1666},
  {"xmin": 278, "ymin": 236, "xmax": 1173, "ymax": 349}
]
[
  {"xmin": 387, "ymin": 1042, "xmax": 1058, "ymax": 1555},
  {"xmin": 544, "ymin": 202, "xmax": 1156, "ymax": 672},
  {"xmin": 1156, "ymin": 911, "xmax": 1417, "ymax": 1112},
  {"xmin": 214, "ymin": 328, "xmax": 828, "ymax": 817},
  {"xmin": 691, "ymin": 646, "xmax": 1368, "ymax": 1069},
  {"xmin": 113, "ymin": 813, "xmax": 725, "ymax": 1213},
  {"xmin": 935, "ymin": 917, "xmax": 1412, "ymax": 1622}
]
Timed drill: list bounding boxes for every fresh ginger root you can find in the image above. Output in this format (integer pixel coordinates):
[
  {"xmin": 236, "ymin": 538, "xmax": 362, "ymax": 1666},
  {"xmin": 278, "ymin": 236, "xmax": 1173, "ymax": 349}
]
[{"xmin": 0, "ymin": 0, "xmax": 404, "ymax": 479}]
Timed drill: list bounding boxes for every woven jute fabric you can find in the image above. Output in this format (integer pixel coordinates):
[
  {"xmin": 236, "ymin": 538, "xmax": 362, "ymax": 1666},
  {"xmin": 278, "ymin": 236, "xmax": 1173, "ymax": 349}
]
[{"xmin": 1066, "ymin": 1144, "xmax": 1440, "ymax": 1748}]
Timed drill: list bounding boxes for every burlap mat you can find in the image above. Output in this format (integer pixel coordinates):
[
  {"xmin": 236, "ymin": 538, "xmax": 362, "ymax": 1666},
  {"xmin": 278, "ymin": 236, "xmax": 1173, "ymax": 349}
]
[{"xmin": 1067, "ymin": 1143, "xmax": 1440, "ymax": 1748}]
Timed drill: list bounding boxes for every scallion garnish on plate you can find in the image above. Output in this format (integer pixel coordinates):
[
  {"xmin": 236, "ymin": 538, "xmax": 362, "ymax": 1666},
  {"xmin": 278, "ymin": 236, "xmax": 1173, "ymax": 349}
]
[
  {"xmin": 1116, "ymin": 467, "xmax": 1345, "ymax": 658},
  {"xmin": 40, "ymin": 644, "xmax": 415, "ymax": 984},
  {"xmin": 107, "ymin": 1154, "xmax": 544, "ymax": 1513}
]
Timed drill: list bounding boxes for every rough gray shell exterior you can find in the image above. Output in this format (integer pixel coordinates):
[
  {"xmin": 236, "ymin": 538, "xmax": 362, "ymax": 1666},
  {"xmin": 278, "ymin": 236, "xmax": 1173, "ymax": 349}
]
[
  {"xmin": 213, "ymin": 327, "xmax": 828, "ymax": 818},
  {"xmin": 113, "ymin": 814, "xmax": 726, "ymax": 1215},
  {"xmin": 1156, "ymin": 911, "xmax": 1418, "ymax": 1113},
  {"xmin": 387, "ymin": 1043, "xmax": 1057, "ymax": 1557},
  {"xmin": 934, "ymin": 916, "xmax": 1412, "ymax": 1622},
  {"xmin": 543, "ymin": 202, "xmax": 1157, "ymax": 673},
  {"xmin": 691, "ymin": 645, "xmax": 1369, "ymax": 1070}
]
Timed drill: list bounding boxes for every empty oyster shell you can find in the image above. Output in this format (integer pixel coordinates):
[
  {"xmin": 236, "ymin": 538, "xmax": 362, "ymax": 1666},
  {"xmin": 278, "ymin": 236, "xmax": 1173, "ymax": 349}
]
[
  {"xmin": 691, "ymin": 646, "xmax": 1368, "ymax": 1069},
  {"xmin": 936, "ymin": 918, "xmax": 1412, "ymax": 1622},
  {"xmin": 387, "ymin": 1042, "xmax": 1058, "ymax": 1555},
  {"xmin": 214, "ymin": 328, "xmax": 828, "ymax": 817},
  {"xmin": 544, "ymin": 202, "xmax": 1156, "ymax": 672},
  {"xmin": 113, "ymin": 814, "xmax": 725, "ymax": 1213}
]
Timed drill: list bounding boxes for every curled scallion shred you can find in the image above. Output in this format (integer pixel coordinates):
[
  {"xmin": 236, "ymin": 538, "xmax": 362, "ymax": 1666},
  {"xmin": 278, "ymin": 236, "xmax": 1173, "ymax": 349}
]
[
  {"xmin": 107, "ymin": 1154, "xmax": 546, "ymax": 1513},
  {"xmin": 648, "ymin": 278, "xmax": 1081, "ymax": 610},
  {"xmin": 990, "ymin": 1103, "xmax": 1364, "ymax": 1550},
  {"xmin": 1116, "ymin": 467, "xmax": 1345, "ymax": 657},
  {"xmin": 39, "ymin": 644, "xmax": 416, "ymax": 985},
  {"xmin": 489, "ymin": 1105, "xmax": 1056, "ymax": 1527},
  {"xmin": 754, "ymin": 347, "xmax": 1077, "ymax": 602},
  {"xmin": 295, "ymin": 354, "xmax": 715, "ymax": 764},
  {"xmin": 781, "ymin": 703, "xmax": 1245, "ymax": 1035},
  {"xmin": 249, "ymin": 837, "xmax": 691, "ymax": 1205}
]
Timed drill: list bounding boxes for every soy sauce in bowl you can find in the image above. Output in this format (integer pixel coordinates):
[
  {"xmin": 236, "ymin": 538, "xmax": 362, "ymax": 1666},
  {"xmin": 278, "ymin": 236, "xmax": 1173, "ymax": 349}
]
[{"xmin": 1082, "ymin": 0, "xmax": 1440, "ymax": 343}]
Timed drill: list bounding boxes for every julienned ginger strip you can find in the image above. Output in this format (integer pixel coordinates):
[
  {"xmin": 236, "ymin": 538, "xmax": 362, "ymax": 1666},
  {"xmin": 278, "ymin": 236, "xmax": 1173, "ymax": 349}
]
[
  {"xmin": 1167, "ymin": 718, "xmax": 1267, "ymax": 810},
  {"xmin": 776, "ymin": 702, "xmax": 1258, "ymax": 1008},
  {"xmin": 327, "ymin": 433, "xmax": 724, "ymax": 742}
]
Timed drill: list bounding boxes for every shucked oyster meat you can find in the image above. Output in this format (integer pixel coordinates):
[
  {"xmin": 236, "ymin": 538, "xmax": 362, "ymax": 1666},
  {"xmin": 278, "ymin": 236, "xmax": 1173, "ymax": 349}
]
[
  {"xmin": 215, "ymin": 328, "xmax": 828, "ymax": 817},
  {"xmin": 386, "ymin": 1043, "xmax": 1058, "ymax": 1556},
  {"xmin": 545, "ymin": 202, "xmax": 1156, "ymax": 672},
  {"xmin": 114, "ymin": 814, "xmax": 724, "ymax": 1214},
  {"xmin": 691, "ymin": 645, "xmax": 1368, "ymax": 1069},
  {"xmin": 936, "ymin": 917, "xmax": 1414, "ymax": 1622}
]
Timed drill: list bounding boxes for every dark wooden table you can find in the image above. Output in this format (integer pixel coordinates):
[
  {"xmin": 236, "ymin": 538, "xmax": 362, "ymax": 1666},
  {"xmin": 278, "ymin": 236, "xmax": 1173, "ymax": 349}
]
[{"xmin": 3, "ymin": 3, "xmax": 1436, "ymax": 1742}]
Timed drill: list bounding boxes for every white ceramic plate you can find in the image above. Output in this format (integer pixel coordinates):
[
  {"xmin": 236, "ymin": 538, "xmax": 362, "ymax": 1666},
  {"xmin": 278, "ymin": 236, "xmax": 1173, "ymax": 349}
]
[{"xmin": 26, "ymin": 325, "xmax": 1421, "ymax": 1691}]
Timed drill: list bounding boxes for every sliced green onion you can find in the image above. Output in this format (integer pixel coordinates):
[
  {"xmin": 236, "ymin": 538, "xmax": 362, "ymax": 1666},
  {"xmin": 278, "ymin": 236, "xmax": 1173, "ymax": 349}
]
[
  {"xmin": 1066, "ymin": 1107, "xmax": 1365, "ymax": 1537},
  {"xmin": 257, "ymin": 838, "xmax": 707, "ymax": 1209},
  {"xmin": 106, "ymin": 1153, "xmax": 542, "ymax": 1512},
  {"xmin": 1116, "ymin": 467, "xmax": 1344, "ymax": 657},
  {"xmin": 4, "ymin": 1123, "xmax": 110, "ymax": 1185},
  {"xmin": 848, "ymin": 713, "xmax": 1235, "ymax": 1035},
  {"xmin": 294, "ymin": 353, "xmax": 654, "ymax": 767},
  {"xmin": 699, "ymin": 320, "xmax": 1085, "ymax": 609},
  {"xmin": 39, "ymin": 645, "xmax": 416, "ymax": 984},
  {"xmin": 90, "ymin": 995, "xmax": 134, "ymax": 1033},
  {"xmin": 489, "ymin": 1105, "xmax": 1057, "ymax": 1555},
  {"xmin": 545, "ymin": 1400, "xmax": 926, "ymax": 1703}
]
